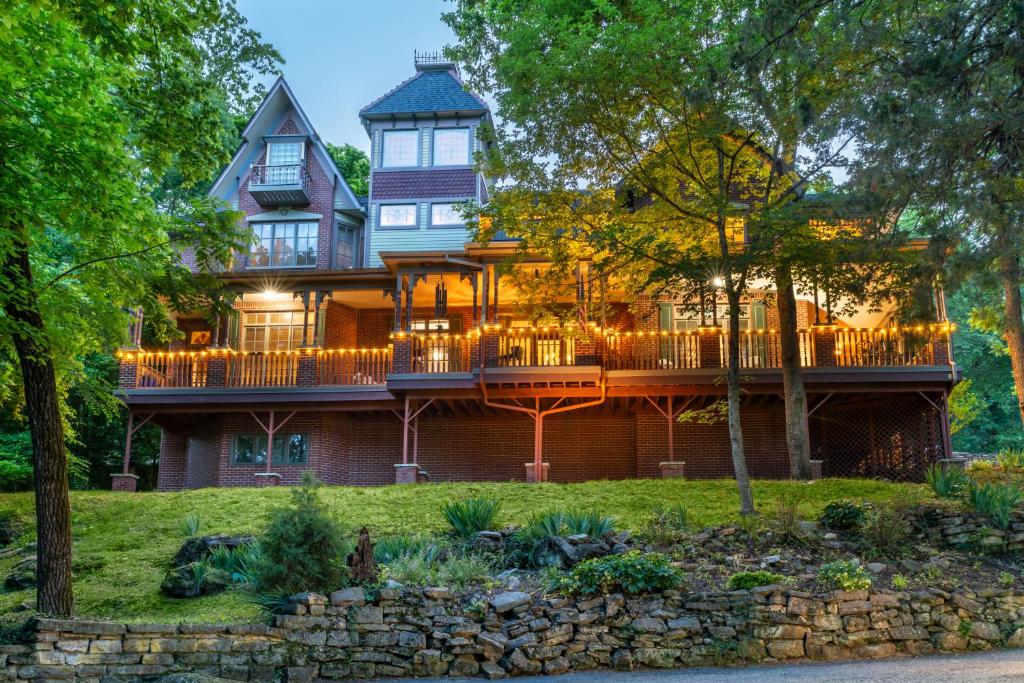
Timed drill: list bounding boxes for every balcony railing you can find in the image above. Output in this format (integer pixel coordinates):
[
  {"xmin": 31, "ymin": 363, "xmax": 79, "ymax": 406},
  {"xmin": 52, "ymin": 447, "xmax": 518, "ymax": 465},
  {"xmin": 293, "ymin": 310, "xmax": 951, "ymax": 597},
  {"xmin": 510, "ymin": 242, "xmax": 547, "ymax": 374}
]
[
  {"xmin": 119, "ymin": 324, "xmax": 952, "ymax": 391},
  {"xmin": 247, "ymin": 163, "xmax": 311, "ymax": 207}
]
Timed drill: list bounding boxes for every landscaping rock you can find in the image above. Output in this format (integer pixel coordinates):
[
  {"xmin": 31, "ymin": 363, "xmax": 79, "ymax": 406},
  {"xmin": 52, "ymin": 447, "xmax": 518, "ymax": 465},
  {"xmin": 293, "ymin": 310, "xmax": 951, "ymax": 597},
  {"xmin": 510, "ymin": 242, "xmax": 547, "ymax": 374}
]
[
  {"xmin": 491, "ymin": 591, "xmax": 531, "ymax": 613},
  {"xmin": 159, "ymin": 563, "xmax": 229, "ymax": 598},
  {"xmin": 3, "ymin": 555, "xmax": 36, "ymax": 589},
  {"xmin": 172, "ymin": 534, "xmax": 255, "ymax": 567}
]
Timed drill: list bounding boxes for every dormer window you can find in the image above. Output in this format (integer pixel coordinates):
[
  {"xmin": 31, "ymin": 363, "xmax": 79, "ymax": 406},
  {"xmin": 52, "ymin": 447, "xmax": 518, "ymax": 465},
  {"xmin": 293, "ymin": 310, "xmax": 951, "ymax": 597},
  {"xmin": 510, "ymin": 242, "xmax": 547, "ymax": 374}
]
[
  {"xmin": 433, "ymin": 128, "xmax": 469, "ymax": 166},
  {"xmin": 382, "ymin": 130, "xmax": 419, "ymax": 167}
]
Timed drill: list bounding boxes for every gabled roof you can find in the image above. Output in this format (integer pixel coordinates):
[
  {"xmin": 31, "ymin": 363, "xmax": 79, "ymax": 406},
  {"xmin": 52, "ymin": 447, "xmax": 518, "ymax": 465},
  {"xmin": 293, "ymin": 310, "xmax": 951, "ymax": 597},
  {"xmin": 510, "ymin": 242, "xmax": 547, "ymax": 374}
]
[
  {"xmin": 210, "ymin": 76, "xmax": 364, "ymax": 215},
  {"xmin": 359, "ymin": 63, "xmax": 489, "ymax": 123}
]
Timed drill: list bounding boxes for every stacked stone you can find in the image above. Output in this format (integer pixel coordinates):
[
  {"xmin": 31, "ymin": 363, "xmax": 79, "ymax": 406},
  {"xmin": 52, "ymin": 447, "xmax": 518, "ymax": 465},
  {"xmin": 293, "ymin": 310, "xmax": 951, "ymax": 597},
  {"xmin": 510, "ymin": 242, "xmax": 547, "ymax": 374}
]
[
  {"xmin": 912, "ymin": 506, "xmax": 1024, "ymax": 552},
  {"xmin": 5, "ymin": 587, "xmax": 1024, "ymax": 681}
]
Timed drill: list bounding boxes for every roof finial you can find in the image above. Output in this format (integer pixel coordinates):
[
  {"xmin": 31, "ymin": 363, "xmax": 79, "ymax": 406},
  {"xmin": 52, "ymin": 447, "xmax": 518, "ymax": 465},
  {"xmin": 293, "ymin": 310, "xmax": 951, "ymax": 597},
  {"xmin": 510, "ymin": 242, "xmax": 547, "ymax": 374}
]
[{"xmin": 414, "ymin": 49, "xmax": 457, "ymax": 73}]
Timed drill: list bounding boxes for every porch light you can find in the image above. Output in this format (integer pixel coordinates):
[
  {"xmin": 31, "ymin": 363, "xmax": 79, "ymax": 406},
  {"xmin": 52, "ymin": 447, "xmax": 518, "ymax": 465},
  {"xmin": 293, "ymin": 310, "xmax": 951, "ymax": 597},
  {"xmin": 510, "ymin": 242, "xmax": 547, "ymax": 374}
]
[{"xmin": 712, "ymin": 276, "xmax": 725, "ymax": 288}]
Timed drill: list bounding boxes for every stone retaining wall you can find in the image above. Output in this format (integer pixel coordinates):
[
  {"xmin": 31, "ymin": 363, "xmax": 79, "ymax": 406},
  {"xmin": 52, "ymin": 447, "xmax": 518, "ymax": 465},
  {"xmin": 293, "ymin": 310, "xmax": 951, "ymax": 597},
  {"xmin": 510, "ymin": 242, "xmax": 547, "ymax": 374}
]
[
  {"xmin": 3, "ymin": 585, "xmax": 1024, "ymax": 681},
  {"xmin": 913, "ymin": 505, "xmax": 1024, "ymax": 553}
]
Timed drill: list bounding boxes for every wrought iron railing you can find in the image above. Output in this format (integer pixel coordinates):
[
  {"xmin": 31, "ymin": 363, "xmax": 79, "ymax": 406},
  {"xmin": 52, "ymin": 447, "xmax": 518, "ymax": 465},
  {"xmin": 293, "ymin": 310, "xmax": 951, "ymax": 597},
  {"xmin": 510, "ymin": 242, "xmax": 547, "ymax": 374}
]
[{"xmin": 249, "ymin": 163, "xmax": 310, "ymax": 188}]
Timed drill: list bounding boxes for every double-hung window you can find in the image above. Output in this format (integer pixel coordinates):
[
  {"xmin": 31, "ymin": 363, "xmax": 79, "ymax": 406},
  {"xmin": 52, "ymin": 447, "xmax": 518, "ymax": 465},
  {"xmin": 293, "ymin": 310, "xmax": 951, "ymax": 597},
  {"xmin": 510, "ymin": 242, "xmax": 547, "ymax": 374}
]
[
  {"xmin": 232, "ymin": 433, "xmax": 308, "ymax": 466},
  {"xmin": 432, "ymin": 128, "xmax": 469, "ymax": 166},
  {"xmin": 430, "ymin": 203, "xmax": 463, "ymax": 227},
  {"xmin": 379, "ymin": 204, "xmax": 417, "ymax": 228},
  {"xmin": 381, "ymin": 130, "xmax": 419, "ymax": 167},
  {"xmin": 241, "ymin": 311, "xmax": 313, "ymax": 352},
  {"xmin": 265, "ymin": 141, "xmax": 303, "ymax": 184},
  {"xmin": 249, "ymin": 222, "xmax": 317, "ymax": 267}
]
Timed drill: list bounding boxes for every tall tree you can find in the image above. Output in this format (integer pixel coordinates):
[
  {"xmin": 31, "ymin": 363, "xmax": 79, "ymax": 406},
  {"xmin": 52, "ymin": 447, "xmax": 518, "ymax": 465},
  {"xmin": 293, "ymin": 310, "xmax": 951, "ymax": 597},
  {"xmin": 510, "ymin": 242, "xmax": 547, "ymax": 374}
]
[
  {"xmin": 0, "ymin": 0, "xmax": 257, "ymax": 616},
  {"xmin": 848, "ymin": 0, "xmax": 1024, "ymax": 426},
  {"xmin": 327, "ymin": 143, "xmax": 371, "ymax": 197}
]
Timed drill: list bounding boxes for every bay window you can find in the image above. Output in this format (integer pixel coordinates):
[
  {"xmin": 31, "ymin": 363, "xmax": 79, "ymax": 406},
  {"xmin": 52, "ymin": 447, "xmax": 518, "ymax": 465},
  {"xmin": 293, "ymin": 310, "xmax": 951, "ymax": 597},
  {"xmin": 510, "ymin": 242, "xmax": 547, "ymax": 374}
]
[
  {"xmin": 432, "ymin": 128, "xmax": 469, "ymax": 166},
  {"xmin": 381, "ymin": 130, "xmax": 419, "ymax": 167},
  {"xmin": 249, "ymin": 222, "xmax": 317, "ymax": 267},
  {"xmin": 265, "ymin": 141, "xmax": 304, "ymax": 184}
]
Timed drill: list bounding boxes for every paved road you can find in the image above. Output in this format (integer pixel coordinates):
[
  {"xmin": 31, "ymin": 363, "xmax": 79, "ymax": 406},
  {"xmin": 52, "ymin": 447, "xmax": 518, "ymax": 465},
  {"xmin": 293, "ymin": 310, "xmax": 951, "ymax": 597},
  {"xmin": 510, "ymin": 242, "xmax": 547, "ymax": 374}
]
[{"xmin": 397, "ymin": 650, "xmax": 1024, "ymax": 682}]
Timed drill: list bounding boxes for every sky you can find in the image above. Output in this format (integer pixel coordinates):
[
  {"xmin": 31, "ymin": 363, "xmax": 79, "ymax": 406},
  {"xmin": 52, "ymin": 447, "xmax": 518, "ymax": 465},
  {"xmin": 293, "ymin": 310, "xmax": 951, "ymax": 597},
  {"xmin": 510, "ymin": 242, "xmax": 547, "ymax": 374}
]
[{"xmin": 237, "ymin": 0, "xmax": 462, "ymax": 155}]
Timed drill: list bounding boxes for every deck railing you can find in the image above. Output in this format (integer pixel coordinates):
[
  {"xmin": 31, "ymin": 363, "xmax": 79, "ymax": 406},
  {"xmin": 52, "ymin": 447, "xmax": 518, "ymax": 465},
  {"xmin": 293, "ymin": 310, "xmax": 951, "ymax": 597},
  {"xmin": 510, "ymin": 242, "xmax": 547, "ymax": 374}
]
[{"xmin": 120, "ymin": 325, "xmax": 951, "ymax": 390}]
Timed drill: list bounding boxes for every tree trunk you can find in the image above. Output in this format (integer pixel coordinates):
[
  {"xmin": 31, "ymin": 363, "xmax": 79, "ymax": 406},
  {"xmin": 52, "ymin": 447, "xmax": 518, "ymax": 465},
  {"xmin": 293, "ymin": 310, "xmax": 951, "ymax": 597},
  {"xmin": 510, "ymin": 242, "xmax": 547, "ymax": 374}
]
[
  {"xmin": 998, "ymin": 253, "xmax": 1024, "ymax": 429},
  {"xmin": 775, "ymin": 265, "xmax": 812, "ymax": 479},
  {"xmin": 725, "ymin": 286, "xmax": 755, "ymax": 515},
  {"xmin": 2, "ymin": 224, "xmax": 75, "ymax": 617}
]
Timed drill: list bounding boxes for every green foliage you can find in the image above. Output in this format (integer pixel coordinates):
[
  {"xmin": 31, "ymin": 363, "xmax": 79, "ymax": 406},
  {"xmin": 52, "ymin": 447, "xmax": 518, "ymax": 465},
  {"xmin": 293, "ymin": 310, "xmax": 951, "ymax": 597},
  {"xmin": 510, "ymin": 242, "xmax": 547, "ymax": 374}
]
[
  {"xmin": 563, "ymin": 509, "xmax": 617, "ymax": 538},
  {"xmin": 208, "ymin": 542, "xmax": 264, "ymax": 585},
  {"xmin": 773, "ymin": 495, "xmax": 803, "ymax": 541},
  {"xmin": 859, "ymin": 504, "xmax": 912, "ymax": 556},
  {"xmin": 726, "ymin": 570, "xmax": 784, "ymax": 590},
  {"xmin": 443, "ymin": 497, "xmax": 501, "ymax": 538},
  {"xmin": 958, "ymin": 619, "xmax": 973, "ymax": 639},
  {"xmin": 890, "ymin": 573, "xmax": 909, "ymax": 590},
  {"xmin": 0, "ymin": 511, "xmax": 22, "ymax": 547},
  {"xmin": 967, "ymin": 481, "xmax": 1022, "ymax": 530},
  {"xmin": 0, "ymin": 432, "xmax": 32, "ymax": 493},
  {"xmin": 254, "ymin": 473, "xmax": 349, "ymax": 596},
  {"xmin": 925, "ymin": 464, "xmax": 970, "ymax": 499},
  {"xmin": 373, "ymin": 535, "xmax": 442, "ymax": 565},
  {"xmin": 948, "ymin": 380, "xmax": 983, "ymax": 436},
  {"xmin": 181, "ymin": 513, "xmax": 202, "ymax": 538},
  {"xmin": 651, "ymin": 503, "xmax": 688, "ymax": 531},
  {"xmin": 819, "ymin": 501, "xmax": 866, "ymax": 531},
  {"xmin": 967, "ymin": 460, "xmax": 994, "ymax": 474},
  {"xmin": 382, "ymin": 552, "xmax": 493, "ymax": 589},
  {"xmin": 998, "ymin": 571, "xmax": 1015, "ymax": 588},
  {"xmin": 552, "ymin": 551, "xmax": 682, "ymax": 596},
  {"xmin": 817, "ymin": 561, "xmax": 872, "ymax": 591},
  {"xmin": 996, "ymin": 448, "xmax": 1024, "ymax": 470},
  {"xmin": 0, "ymin": 478, "xmax": 932, "ymax": 623},
  {"xmin": 326, "ymin": 143, "xmax": 370, "ymax": 197}
]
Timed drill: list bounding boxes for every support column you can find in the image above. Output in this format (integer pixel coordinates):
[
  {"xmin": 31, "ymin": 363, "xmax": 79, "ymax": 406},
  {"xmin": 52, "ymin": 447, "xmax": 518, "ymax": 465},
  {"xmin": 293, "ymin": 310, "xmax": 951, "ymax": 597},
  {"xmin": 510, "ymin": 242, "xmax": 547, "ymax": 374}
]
[
  {"xmin": 812, "ymin": 325, "xmax": 837, "ymax": 367},
  {"xmin": 697, "ymin": 327, "xmax": 723, "ymax": 368},
  {"xmin": 492, "ymin": 265, "xmax": 500, "ymax": 323},
  {"xmin": 481, "ymin": 266, "xmax": 490, "ymax": 327},
  {"xmin": 394, "ymin": 272, "xmax": 404, "ymax": 331},
  {"xmin": 405, "ymin": 273, "xmax": 415, "ymax": 332}
]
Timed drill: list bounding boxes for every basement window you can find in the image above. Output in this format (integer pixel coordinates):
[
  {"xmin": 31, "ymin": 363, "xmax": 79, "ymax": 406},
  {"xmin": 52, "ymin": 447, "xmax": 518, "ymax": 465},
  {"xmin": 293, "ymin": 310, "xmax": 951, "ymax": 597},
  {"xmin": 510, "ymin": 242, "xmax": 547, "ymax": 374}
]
[{"xmin": 232, "ymin": 433, "xmax": 308, "ymax": 465}]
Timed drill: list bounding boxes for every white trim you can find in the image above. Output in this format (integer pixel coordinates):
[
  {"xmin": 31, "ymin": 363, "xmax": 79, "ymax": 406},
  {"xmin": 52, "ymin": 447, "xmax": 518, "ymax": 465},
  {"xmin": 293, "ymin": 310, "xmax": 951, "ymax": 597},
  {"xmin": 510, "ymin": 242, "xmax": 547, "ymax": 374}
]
[{"xmin": 246, "ymin": 210, "xmax": 322, "ymax": 223}]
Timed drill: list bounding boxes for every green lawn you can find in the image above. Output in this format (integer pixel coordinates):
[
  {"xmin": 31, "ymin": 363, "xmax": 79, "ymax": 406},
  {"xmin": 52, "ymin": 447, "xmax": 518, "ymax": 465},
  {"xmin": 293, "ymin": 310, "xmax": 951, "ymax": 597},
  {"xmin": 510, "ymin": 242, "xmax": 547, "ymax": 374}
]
[{"xmin": 0, "ymin": 478, "xmax": 932, "ymax": 624}]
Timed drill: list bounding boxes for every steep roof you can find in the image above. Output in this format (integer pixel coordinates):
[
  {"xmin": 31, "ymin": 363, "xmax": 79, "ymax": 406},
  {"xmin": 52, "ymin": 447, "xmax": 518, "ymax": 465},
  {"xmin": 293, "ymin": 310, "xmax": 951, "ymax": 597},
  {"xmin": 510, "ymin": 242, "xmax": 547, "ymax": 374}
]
[
  {"xmin": 359, "ymin": 63, "xmax": 489, "ymax": 120},
  {"xmin": 209, "ymin": 76, "xmax": 364, "ymax": 215}
]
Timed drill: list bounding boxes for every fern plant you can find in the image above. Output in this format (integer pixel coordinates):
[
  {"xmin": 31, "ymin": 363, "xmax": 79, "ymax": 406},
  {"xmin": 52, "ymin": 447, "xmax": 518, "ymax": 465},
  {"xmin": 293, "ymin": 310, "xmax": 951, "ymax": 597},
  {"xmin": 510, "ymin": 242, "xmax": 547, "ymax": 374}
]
[{"xmin": 442, "ymin": 497, "xmax": 501, "ymax": 537}]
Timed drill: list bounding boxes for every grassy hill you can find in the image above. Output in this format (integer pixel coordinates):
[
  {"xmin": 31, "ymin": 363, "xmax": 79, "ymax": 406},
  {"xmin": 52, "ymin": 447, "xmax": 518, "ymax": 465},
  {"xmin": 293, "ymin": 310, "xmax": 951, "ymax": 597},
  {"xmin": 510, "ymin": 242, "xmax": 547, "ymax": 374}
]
[{"xmin": 0, "ymin": 478, "xmax": 931, "ymax": 624}]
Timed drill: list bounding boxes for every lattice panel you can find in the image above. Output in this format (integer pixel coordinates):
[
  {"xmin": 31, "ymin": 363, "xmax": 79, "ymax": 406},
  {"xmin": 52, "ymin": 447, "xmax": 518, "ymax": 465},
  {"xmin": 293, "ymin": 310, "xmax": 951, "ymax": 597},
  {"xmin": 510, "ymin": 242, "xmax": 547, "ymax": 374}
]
[{"xmin": 810, "ymin": 394, "xmax": 944, "ymax": 482}]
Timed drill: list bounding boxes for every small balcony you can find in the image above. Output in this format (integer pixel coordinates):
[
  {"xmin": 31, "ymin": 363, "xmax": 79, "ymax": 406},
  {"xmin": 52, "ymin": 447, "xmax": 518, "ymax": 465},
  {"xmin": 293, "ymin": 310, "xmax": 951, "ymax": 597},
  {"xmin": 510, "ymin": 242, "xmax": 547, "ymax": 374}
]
[{"xmin": 247, "ymin": 163, "xmax": 311, "ymax": 207}]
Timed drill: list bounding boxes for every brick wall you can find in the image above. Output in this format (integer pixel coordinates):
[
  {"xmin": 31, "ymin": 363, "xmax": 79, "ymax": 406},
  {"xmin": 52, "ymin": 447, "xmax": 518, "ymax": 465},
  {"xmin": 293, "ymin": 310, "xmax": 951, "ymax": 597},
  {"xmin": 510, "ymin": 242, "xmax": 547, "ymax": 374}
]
[
  {"xmin": 156, "ymin": 430, "xmax": 188, "ymax": 491},
  {"xmin": 184, "ymin": 420, "xmax": 222, "ymax": 489},
  {"xmin": 324, "ymin": 301, "xmax": 358, "ymax": 347}
]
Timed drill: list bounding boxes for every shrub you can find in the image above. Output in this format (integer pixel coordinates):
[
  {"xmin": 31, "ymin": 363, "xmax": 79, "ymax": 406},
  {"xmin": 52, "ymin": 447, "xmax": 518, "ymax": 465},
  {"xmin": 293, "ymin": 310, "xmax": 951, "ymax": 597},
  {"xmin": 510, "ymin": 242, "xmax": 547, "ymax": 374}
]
[
  {"xmin": 819, "ymin": 501, "xmax": 866, "ymax": 531},
  {"xmin": 651, "ymin": 503, "xmax": 688, "ymax": 531},
  {"xmin": 774, "ymin": 495, "xmax": 803, "ymax": 541},
  {"xmin": 967, "ymin": 481, "xmax": 1023, "ymax": 529},
  {"xmin": 998, "ymin": 571, "xmax": 1015, "ymax": 588},
  {"xmin": 967, "ymin": 459, "xmax": 994, "ymax": 474},
  {"xmin": 552, "ymin": 551, "xmax": 682, "ymax": 596},
  {"xmin": 891, "ymin": 573, "xmax": 909, "ymax": 590},
  {"xmin": 564, "ymin": 509, "xmax": 617, "ymax": 538},
  {"xmin": 0, "ymin": 511, "xmax": 22, "ymax": 548},
  {"xmin": 181, "ymin": 512, "xmax": 201, "ymax": 538},
  {"xmin": 208, "ymin": 542, "xmax": 265, "ymax": 585},
  {"xmin": 859, "ymin": 504, "xmax": 912, "ymax": 555},
  {"xmin": 924, "ymin": 464, "xmax": 970, "ymax": 499},
  {"xmin": 374, "ymin": 534, "xmax": 442, "ymax": 564},
  {"xmin": 254, "ymin": 472, "xmax": 349, "ymax": 596},
  {"xmin": 160, "ymin": 561, "xmax": 229, "ymax": 598},
  {"xmin": 443, "ymin": 497, "xmax": 501, "ymax": 538},
  {"xmin": 817, "ymin": 560, "xmax": 872, "ymax": 591},
  {"xmin": 383, "ymin": 551, "xmax": 492, "ymax": 589},
  {"xmin": 997, "ymin": 448, "xmax": 1024, "ymax": 470},
  {"xmin": 515, "ymin": 510, "xmax": 568, "ymax": 567},
  {"xmin": 726, "ymin": 570, "xmax": 784, "ymax": 590}
]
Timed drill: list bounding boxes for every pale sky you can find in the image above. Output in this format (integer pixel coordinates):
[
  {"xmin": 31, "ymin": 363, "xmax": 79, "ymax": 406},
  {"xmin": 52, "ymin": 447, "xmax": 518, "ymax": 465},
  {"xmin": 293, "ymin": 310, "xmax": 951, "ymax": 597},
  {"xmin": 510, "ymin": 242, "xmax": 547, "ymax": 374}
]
[{"xmin": 237, "ymin": 0, "xmax": 462, "ymax": 155}]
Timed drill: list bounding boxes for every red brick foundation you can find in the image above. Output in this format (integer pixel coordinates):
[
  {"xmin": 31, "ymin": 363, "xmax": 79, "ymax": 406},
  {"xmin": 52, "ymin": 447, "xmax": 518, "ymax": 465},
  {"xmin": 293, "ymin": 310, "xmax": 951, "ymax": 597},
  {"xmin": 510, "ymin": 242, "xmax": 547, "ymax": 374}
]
[
  {"xmin": 110, "ymin": 474, "xmax": 139, "ymax": 492},
  {"xmin": 153, "ymin": 393, "xmax": 944, "ymax": 490}
]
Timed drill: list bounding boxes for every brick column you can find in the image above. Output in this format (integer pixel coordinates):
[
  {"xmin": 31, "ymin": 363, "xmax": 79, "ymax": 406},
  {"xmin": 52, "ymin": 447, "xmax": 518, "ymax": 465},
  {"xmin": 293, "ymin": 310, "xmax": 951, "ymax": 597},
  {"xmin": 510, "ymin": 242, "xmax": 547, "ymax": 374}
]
[
  {"xmin": 574, "ymin": 333, "xmax": 598, "ymax": 366},
  {"xmin": 394, "ymin": 463, "xmax": 420, "ymax": 484},
  {"xmin": 296, "ymin": 348, "xmax": 319, "ymax": 386},
  {"xmin": 812, "ymin": 325, "xmax": 837, "ymax": 367},
  {"xmin": 118, "ymin": 351, "xmax": 140, "ymax": 389},
  {"xmin": 206, "ymin": 351, "xmax": 229, "ymax": 387},
  {"xmin": 697, "ymin": 327, "xmax": 723, "ymax": 368},
  {"xmin": 931, "ymin": 331, "xmax": 951, "ymax": 365},
  {"xmin": 482, "ymin": 329, "xmax": 500, "ymax": 367},
  {"xmin": 392, "ymin": 337, "xmax": 413, "ymax": 374}
]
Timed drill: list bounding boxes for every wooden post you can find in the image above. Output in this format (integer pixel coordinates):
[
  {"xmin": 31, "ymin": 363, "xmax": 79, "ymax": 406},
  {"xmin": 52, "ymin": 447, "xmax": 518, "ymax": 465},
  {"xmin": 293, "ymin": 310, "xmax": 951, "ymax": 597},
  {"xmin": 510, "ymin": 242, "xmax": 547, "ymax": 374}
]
[
  {"xmin": 299, "ymin": 291, "xmax": 311, "ymax": 346},
  {"xmin": 122, "ymin": 412, "xmax": 134, "ymax": 475},
  {"xmin": 481, "ymin": 266, "xmax": 490, "ymax": 326},
  {"xmin": 492, "ymin": 265, "xmax": 500, "ymax": 323},
  {"xmin": 405, "ymin": 273, "xmax": 414, "ymax": 332},
  {"xmin": 401, "ymin": 395, "xmax": 410, "ymax": 465},
  {"xmin": 394, "ymin": 272, "xmax": 403, "ymax": 331}
]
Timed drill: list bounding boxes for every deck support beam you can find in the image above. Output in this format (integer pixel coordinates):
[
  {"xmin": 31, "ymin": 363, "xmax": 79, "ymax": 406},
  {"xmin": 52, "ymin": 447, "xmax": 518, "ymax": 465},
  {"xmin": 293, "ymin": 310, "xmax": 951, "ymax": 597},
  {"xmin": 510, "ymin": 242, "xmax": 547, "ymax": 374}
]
[{"xmin": 643, "ymin": 395, "xmax": 697, "ymax": 462}]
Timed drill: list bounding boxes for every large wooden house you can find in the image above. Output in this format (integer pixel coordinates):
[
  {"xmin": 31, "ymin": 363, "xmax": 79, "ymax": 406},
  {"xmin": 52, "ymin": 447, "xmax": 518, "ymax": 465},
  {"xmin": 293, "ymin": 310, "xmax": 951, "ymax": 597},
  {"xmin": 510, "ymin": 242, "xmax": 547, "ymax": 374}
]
[{"xmin": 114, "ymin": 57, "xmax": 958, "ymax": 491}]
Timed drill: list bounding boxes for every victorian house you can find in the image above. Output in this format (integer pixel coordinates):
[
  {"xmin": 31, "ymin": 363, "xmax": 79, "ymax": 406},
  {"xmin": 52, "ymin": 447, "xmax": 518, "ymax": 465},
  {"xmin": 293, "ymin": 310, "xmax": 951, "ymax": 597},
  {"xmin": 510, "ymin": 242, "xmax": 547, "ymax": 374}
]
[{"xmin": 114, "ymin": 56, "xmax": 957, "ymax": 491}]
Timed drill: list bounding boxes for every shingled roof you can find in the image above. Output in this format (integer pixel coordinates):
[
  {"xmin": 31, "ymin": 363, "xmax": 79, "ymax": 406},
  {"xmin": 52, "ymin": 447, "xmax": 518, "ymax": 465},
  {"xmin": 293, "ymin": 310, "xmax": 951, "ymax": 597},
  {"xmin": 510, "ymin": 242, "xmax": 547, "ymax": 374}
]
[{"xmin": 359, "ymin": 63, "xmax": 489, "ymax": 119}]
